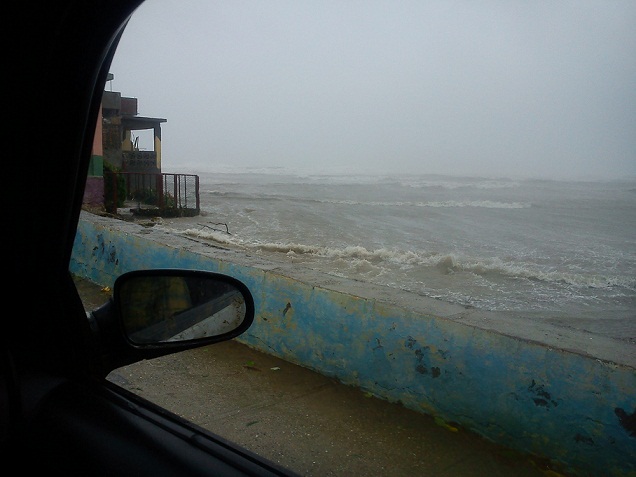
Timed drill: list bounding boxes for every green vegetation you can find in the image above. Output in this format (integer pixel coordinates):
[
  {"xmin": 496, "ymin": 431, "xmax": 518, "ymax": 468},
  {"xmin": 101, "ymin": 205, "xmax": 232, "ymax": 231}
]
[
  {"xmin": 102, "ymin": 165, "xmax": 199, "ymax": 217},
  {"xmin": 130, "ymin": 188, "xmax": 176, "ymax": 209}
]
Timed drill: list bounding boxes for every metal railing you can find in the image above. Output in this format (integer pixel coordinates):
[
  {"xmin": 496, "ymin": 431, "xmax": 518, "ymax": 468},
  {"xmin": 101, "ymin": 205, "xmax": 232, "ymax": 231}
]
[{"xmin": 105, "ymin": 172, "xmax": 200, "ymax": 217}]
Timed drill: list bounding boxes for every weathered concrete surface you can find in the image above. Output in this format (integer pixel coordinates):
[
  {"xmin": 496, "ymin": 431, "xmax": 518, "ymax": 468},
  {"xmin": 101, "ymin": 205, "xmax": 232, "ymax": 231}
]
[{"xmin": 71, "ymin": 211, "xmax": 636, "ymax": 477}]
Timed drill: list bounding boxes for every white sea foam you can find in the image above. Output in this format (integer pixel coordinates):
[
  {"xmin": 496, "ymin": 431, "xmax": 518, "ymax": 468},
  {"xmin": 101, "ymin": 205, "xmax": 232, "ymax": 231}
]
[
  {"xmin": 398, "ymin": 179, "xmax": 521, "ymax": 190},
  {"xmin": 174, "ymin": 226, "xmax": 632, "ymax": 293},
  {"xmin": 164, "ymin": 172, "xmax": 636, "ymax": 318},
  {"xmin": 314, "ymin": 198, "xmax": 530, "ymax": 209}
]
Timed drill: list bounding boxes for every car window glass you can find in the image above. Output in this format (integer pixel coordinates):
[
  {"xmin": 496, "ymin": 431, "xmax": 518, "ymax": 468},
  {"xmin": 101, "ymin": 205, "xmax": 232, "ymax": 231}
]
[{"xmin": 75, "ymin": 1, "xmax": 636, "ymax": 475}]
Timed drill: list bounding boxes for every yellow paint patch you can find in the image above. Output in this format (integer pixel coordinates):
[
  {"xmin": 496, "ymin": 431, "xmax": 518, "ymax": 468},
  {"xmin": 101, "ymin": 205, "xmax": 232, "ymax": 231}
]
[{"xmin": 434, "ymin": 416, "xmax": 459, "ymax": 432}]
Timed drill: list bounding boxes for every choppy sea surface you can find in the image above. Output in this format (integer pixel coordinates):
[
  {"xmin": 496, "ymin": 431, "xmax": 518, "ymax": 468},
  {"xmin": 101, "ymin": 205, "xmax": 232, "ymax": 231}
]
[{"xmin": 163, "ymin": 170, "xmax": 636, "ymax": 331}]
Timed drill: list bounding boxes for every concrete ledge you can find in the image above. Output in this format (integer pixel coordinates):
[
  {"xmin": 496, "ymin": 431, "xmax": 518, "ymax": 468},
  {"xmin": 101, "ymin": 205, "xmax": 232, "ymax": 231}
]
[{"xmin": 71, "ymin": 211, "xmax": 636, "ymax": 476}]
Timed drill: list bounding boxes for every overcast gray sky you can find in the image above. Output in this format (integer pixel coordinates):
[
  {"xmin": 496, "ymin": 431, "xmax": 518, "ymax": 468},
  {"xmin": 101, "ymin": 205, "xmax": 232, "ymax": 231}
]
[{"xmin": 108, "ymin": 0, "xmax": 635, "ymax": 180}]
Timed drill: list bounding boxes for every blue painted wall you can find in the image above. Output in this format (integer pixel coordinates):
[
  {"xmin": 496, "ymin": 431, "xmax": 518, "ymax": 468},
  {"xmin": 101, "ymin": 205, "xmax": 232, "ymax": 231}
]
[{"xmin": 71, "ymin": 213, "xmax": 636, "ymax": 477}]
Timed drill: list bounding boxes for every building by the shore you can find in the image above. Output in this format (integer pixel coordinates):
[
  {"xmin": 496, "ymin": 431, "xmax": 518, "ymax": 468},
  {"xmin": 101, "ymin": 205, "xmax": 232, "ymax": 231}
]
[{"xmin": 83, "ymin": 73, "xmax": 167, "ymax": 210}]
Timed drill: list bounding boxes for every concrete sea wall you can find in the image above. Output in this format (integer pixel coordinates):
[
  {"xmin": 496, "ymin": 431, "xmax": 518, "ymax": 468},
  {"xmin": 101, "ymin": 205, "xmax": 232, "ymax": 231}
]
[{"xmin": 71, "ymin": 212, "xmax": 636, "ymax": 477}]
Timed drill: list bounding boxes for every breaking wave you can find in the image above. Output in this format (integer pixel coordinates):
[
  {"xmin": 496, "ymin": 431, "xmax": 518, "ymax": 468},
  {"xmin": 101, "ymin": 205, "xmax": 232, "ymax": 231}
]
[
  {"xmin": 311, "ymin": 198, "xmax": 529, "ymax": 209},
  {"xmin": 174, "ymin": 227, "xmax": 632, "ymax": 291}
]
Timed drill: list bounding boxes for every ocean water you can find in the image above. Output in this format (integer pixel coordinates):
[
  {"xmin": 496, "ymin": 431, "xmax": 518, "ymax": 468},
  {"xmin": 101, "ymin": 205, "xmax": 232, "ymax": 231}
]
[{"xmin": 164, "ymin": 171, "xmax": 636, "ymax": 332}]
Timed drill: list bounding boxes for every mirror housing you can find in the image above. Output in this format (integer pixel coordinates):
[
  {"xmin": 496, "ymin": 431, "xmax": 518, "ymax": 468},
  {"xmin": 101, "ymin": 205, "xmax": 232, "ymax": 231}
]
[{"xmin": 87, "ymin": 270, "xmax": 255, "ymax": 376}]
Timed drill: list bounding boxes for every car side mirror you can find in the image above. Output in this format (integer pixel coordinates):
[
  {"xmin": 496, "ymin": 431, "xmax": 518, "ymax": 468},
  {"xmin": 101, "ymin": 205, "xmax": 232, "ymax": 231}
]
[
  {"xmin": 88, "ymin": 270, "xmax": 255, "ymax": 376},
  {"xmin": 117, "ymin": 273, "xmax": 251, "ymax": 345}
]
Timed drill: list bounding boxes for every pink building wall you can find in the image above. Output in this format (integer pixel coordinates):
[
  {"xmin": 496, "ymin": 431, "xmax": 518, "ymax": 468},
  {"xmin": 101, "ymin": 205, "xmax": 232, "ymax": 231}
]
[{"xmin": 83, "ymin": 104, "xmax": 105, "ymax": 209}]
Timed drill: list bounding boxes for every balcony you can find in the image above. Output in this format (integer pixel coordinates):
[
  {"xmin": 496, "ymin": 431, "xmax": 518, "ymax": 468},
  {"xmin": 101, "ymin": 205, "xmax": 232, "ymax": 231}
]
[{"xmin": 105, "ymin": 172, "xmax": 200, "ymax": 218}]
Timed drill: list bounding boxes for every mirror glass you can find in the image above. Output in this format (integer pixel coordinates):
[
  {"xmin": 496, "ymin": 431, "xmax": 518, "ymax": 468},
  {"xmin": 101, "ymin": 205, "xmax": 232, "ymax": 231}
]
[{"xmin": 119, "ymin": 274, "xmax": 248, "ymax": 344}]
